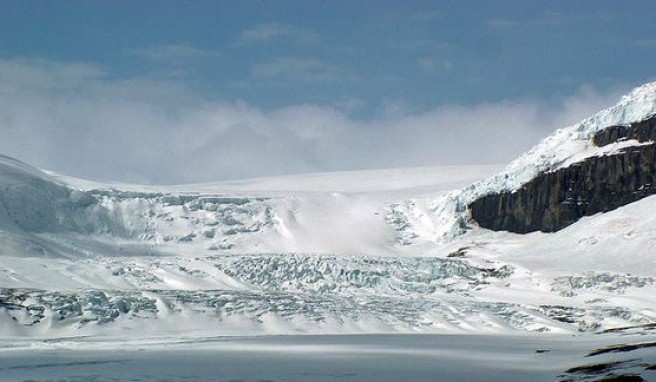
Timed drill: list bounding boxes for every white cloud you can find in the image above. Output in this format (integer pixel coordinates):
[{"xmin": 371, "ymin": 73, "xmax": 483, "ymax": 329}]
[
  {"xmin": 0, "ymin": 58, "xmax": 106, "ymax": 90},
  {"xmin": 333, "ymin": 97, "xmax": 367, "ymax": 113},
  {"xmin": 128, "ymin": 44, "xmax": 221, "ymax": 61},
  {"xmin": 251, "ymin": 57, "xmax": 355, "ymax": 83},
  {"xmin": 487, "ymin": 19, "xmax": 520, "ymax": 28},
  {"xmin": 391, "ymin": 39, "xmax": 451, "ymax": 51},
  {"xmin": 632, "ymin": 39, "xmax": 656, "ymax": 47},
  {"xmin": 0, "ymin": 58, "xmax": 629, "ymax": 184},
  {"xmin": 417, "ymin": 57, "xmax": 453, "ymax": 74},
  {"xmin": 239, "ymin": 23, "xmax": 318, "ymax": 45},
  {"xmin": 410, "ymin": 10, "xmax": 443, "ymax": 22},
  {"xmin": 488, "ymin": 10, "xmax": 612, "ymax": 28}
]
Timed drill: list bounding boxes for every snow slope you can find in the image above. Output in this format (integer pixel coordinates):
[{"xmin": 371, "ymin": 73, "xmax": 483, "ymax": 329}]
[
  {"xmin": 1, "ymin": 82, "xmax": 656, "ymax": 340},
  {"xmin": 0, "ymin": 152, "xmax": 655, "ymax": 339}
]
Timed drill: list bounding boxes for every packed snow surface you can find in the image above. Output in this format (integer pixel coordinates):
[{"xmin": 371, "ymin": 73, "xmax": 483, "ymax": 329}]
[{"xmin": 3, "ymin": 334, "xmax": 656, "ymax": 382}]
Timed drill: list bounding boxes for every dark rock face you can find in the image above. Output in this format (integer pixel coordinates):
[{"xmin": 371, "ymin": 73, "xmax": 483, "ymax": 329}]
[
  {"xmin": 469, "ymin": 115, "xmax": 656, "ymax": 233},
  {"xmin": 593, "ymin": 116, "xmax": 656, "ymax": 147}
]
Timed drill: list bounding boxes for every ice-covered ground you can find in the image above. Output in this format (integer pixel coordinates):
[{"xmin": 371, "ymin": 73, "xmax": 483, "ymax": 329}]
[
  {"xmin": 1, "ymin": 150, "xmax": 656, "ymax": 339},
  {"xmin": 2, "ymin": 334, "xmax": 656, "ymax": 382},
  {"xmin": 2, "ymin": 82, "xmax": 656, "ymax": 380}
]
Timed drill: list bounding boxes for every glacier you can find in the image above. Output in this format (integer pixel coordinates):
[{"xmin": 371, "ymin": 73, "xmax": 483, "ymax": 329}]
[{"xmin": 1, "ymin": 82, "xmax": 656, "ymax": 380}]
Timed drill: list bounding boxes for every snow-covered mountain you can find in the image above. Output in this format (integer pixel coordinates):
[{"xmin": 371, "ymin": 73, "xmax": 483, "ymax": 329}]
[
  {"xmin": 2, "ymin": 82, "xmax": 656, "ymax": 341},
  {"xmin": 427, "ymin": 81, "xmax": 656, "ymax": 239}
]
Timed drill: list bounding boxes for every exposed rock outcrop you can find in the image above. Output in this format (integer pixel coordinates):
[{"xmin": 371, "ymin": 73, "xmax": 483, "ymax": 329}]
[
  {"xmin": 593, "ymin": 116, "xmax": 656, "ymax": 147},
  {"xmin": 469, "ymin": 115, "xmax": 656, "ymax": 233}
]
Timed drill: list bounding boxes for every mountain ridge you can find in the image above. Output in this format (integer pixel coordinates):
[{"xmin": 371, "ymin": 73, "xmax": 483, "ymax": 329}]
[{"xmin": 470, "ymin": 114, "xmax": 656, "ymax": 232}]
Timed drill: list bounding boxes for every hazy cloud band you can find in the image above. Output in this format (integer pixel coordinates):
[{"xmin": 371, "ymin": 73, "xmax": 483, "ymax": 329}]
[{"xmin": 0, "ymin": 59, "xmax": 626, "ymax": 184}]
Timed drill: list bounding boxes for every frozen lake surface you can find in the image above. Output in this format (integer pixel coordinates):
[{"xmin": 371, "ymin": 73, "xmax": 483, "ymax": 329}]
[{"xmin": 2, "ymin": 334, "xmax": 656, "ymax": 381}]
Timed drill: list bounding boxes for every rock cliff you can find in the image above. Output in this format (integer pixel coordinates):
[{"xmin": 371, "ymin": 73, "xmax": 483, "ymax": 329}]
[{"xmin": 469, "ymin": 115, "xmax": 656, "ymax": 233}]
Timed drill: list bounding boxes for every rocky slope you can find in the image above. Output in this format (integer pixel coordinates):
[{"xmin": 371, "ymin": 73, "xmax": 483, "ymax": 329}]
[
  {"xmin": 469, "ymin": 115, "xmax": 656, "ymax": 233},
  {"xmin": 405, "ymin": 81, "xmax": 656, "ymax": 241}
]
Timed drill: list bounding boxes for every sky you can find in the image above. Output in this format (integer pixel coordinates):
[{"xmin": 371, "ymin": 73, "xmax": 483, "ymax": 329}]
[{"xmin": 0, "ymin": 1, "xmax": 655, "ymax": 184}]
